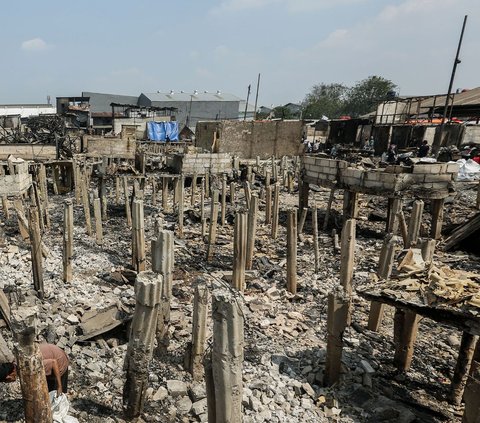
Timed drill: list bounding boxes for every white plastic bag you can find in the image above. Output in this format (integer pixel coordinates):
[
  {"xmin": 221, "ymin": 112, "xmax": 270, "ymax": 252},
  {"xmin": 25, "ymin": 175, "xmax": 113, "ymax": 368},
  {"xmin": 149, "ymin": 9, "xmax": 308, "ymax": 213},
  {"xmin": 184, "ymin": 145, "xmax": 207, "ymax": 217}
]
[{"xmin": 49, "ymin": 391, "xmax": 79, "ymax": 423}]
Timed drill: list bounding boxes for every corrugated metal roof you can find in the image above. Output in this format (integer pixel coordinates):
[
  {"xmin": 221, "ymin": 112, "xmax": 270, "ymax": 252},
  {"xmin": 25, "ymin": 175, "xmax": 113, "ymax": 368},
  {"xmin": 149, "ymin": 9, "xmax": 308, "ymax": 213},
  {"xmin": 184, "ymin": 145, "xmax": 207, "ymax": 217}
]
[
  {"xmin": 409, "ymin": 87, "xmax": 480, "ymax": 110},
  {"xmin": 83, "ymin": 91, "xmax": 139, "ymax": 112},
  {"xmin": 142, "ymin": 92, "xmax": 242, "ymax": 102}
]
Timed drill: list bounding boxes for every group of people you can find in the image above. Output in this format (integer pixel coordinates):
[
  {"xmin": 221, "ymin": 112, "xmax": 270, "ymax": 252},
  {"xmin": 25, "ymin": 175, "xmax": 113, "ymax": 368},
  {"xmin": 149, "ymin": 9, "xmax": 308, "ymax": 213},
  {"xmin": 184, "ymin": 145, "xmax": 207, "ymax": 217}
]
[
  {"xmin": 0, "ymin": 343, "xmax": 69, "ymax": 396},
  {"xmin": 363, "ymin": 136, "xmax": 430, "ymax": 164}
]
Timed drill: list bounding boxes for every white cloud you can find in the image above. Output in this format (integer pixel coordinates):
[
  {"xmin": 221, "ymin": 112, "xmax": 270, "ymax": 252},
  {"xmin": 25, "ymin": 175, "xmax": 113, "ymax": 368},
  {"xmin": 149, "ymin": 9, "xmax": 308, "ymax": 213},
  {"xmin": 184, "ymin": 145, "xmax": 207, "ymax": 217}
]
[
  {"xmin": 21, "ymin": 38, "xmax": 49, "ymax": 52},
  {"xmin": 210, "ymin": 0, "xmax": 363, "ymax": 14}
]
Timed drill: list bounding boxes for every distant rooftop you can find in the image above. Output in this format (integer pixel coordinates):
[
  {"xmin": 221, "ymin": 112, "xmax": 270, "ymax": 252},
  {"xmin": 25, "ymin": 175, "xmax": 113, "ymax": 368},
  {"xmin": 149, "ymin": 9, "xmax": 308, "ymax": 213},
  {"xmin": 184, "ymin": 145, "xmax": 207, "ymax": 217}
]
[{"xmin": 142, "ymin": 91, "xmax": 242, "ymax": 102}]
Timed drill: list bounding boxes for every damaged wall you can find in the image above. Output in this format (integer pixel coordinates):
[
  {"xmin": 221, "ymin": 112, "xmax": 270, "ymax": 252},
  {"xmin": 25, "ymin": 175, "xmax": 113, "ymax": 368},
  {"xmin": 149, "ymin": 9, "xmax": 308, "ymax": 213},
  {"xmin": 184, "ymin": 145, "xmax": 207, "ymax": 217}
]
[{"xmin": 195, "ymin": 120, "xmax": 304, "ymax": 159}]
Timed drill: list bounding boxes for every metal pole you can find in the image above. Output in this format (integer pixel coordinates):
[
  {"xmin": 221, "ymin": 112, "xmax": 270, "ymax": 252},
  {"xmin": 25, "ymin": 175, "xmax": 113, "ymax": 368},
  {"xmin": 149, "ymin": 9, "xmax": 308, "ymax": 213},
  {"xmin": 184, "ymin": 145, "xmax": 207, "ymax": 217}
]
[
  {"xmin": 244, "ymin": 85, "xmax": 251, "ymax": 121},
  {"xmin": 253, "ymin": 73, "xmax": 261, "ymax": 120}
]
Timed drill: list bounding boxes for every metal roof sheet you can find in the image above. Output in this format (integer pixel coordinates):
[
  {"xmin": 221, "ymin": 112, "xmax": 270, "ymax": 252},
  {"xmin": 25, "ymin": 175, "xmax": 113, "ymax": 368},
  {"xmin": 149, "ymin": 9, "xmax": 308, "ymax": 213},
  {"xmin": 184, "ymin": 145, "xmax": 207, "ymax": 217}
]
[{"xmin": 142, "ymin": 92, "xmax": 242, "ymax": 102}]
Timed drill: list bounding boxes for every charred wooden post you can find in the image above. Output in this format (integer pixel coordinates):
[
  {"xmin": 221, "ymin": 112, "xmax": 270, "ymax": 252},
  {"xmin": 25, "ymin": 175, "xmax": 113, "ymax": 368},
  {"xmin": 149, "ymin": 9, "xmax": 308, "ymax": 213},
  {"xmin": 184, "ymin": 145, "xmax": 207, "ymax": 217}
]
[
  {"xmin": 178, "ymin": 175, "xmax": 185, "ymax": 238},
  {"xmin": 430, "ymin": 198, "xmax": 445, "ymax": 240},
  {"xmin": 324, "ymin": 290, "xmax": 349, "ymax": 386},
  {"xmin": 81, "ymin": 175, "xmax": 93, "ymax": 236},
  {"xmin": 271, "ymin": 184, "xmax": 280, "ymax": 239},
  {"xmin": 393, "ymin": 308, "xmax": 420, "ymax": 371},
  {"xmin": 200, "ymin": 180, "xmax": 205, "ymax": 228},
  {"xmin": 207, "ymin": 190, "xmax": 219, "ymax": 262},
  {"xmin": 63, "ymin": 199, "xmax": 73, "ymax": 283},
  {"xmin": 450, "ymin": 332, "xmax": 478, "ymax": 405},
  {"xmin": 115, "ymin": 176, "xmax": 120, "ymax": 205},
  {"xmin": 340, "ymin": 219, "xmax": 356, "ymax": 296},
  {"xmin": 230, "ymin": 181, "xmax": 236, "ymax": 205},
  {"xmin": 28, "ymin": 206, "xmax": 44, "ymax": 298},
  {"xmin": 397, "ymin": 210, "xmax": 409, "ymax": 247},
  {"xmin": 2, "ymin": 196, "xmax": 10, "ymax": 219},
  {"xmin": 342, "ymin": 190, "xmax": 359, "ymax": 221},
  {"xmin": 32, "ymin": 182, "xmax": 45, "ymax": 233},
  {"xmin": 233, "ymin": 212, "xmax": 248, "ymax": 291},
  {"xmin": 287, "ymin": 171, "xmax": 294, "ymax": 193},
  {"xmin": 298, "ymin": 207, "xmax": 308, "ymax": 238},
  {"xmin": 132, "ymin": 199, "xmax": 146, "ymax": 272},
  {"xmin": 272, "ymin": 157, "xmax": 278, "ymax": 181},
  {"xmin": 265, "ymin": 185, "xmax": 272, "ymax": 224},
  {"xmin": 151, "ymin": 176, "xmax": 157, "ymax": 206},
  {"xmin": 244, "ymin": 181, "xmax": 251, "ymax": 209},
  {"xmin": 152, "ymin": 230, "xmax": 174, "ymax": 356},
  {"xmin": 246, "ymin": 194, "xmax": 259, "ymax": 270},
  {"xmin": 420, "ymin": 238, "xmax": 436, "ymax": 263},
  {"xmin": 122, "ymin": 177, "xmax": 132, "ymax": 227},
  {"xmin": 287, "ymin": 208, "xmax": 298, "ymax": 294},
  {"xmin": 205, "ymin": 171, "xmax": 210, "ymax": 198},
  {"xmin": 190, "ymin": 173, "xmax": 197, "ymax": 206},
  {"xmin": 13, "ymin": 199, "xmax": 29, "ymax": 240},
  {"xmin": 407, "ymin": 199, "xmax": 424, "ymax": 248},
  {"xmin": 12, "ymin": 309, "xmax": 52, "ymax": 423},
  {"xmin": 463, "ymin": 361, "xmax": 480, "ymax": 422},
  {"xmin": 298, "ymin": 179, "xmax": 309, "ymax": 214},
  {"xmin": 123, "ymin": 271, "xmax": 162, "ymax": 418},
  {"xmin": 312, "ymin": 205, "xmax": 320, "ymax": 273},
  {"xmin": 189, "ymin": 280, "xmax": 208, "ymax": 380},
  {"xmin": 386, "ymin": 198, "xmax": 402, "ymax": 233},
  {"xmin": 207, "ymin": 287, "xmax": 244, "ymax": 423},
  {"xmin": 368, "ymin": 235, "xmax": 398, "ymax": 331},
  {"xmin": 162, "ymin": 177, "xmax": 169, "ymax": 211},
  {"xmin": 221, "ymin": 175, "xmax": 227, "ymax": 227},
  {"xmin": 265, "ymin": 170, "xmax": 271, "ymax": 188},
  {"xmin": 247, "ymin": 165, "xmax": 253, "ymax": 184},
  {"xmin": 93, "ymin": 197, "xmax": 103, "ymax": 246}
]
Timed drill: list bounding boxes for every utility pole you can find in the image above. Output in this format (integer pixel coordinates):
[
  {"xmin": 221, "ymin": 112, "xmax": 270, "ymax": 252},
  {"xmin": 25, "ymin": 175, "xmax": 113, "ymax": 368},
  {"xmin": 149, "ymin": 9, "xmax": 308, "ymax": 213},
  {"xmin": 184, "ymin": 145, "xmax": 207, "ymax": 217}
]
[
  {"xmin": 253, "ymin": 73, "xmax": 261, "ymax": 120},
  {"xmin": 434, "ymin": 15, "xmax": 468, "ymax": 154},
  {"xmin": 244, "ymin": 85, "xmax": 251, "ymax": 121}
]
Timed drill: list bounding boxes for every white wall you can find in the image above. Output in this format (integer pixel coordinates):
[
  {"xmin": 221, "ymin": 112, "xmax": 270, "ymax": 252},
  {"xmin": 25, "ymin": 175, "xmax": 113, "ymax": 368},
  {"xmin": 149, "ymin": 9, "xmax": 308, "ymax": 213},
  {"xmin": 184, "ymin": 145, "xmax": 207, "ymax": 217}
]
[{"xmin": 462, "ymin": 125, "xmax": 480, "ymax": 145}]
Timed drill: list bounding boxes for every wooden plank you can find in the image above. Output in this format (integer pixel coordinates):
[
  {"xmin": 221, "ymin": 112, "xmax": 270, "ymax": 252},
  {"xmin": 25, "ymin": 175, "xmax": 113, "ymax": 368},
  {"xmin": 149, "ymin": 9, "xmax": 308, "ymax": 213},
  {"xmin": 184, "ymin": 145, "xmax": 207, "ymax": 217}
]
[{"xmin": 0, "ymin": 145, "xmax": 56, "ymax": 161}]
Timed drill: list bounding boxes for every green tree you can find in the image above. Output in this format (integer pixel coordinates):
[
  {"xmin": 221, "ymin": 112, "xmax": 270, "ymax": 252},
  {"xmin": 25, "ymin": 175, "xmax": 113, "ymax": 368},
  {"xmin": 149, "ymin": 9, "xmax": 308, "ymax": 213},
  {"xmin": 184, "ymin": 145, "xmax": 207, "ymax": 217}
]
[
  {"xmin": 301, "ymin": 83, "xmax": 348, "ymax": 119},
  {"xmin": 344, "ymin": 75, "xmax": 397, "ymax": 117}
]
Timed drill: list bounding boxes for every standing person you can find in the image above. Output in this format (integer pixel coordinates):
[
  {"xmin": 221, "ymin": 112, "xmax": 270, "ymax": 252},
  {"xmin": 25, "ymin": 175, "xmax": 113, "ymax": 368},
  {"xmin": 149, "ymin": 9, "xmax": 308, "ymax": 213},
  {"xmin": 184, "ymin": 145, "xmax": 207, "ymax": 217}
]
[
  {"xmin": 386, "ymin": 144, "xmax": 397, "ymax": 164},
  {"xmin": 0, "ymin": 343, "xmax": 69, "ymax": 396},
  {"xmin": 418, "ymin": 140, "xmax": 430, "ymax": 158}
]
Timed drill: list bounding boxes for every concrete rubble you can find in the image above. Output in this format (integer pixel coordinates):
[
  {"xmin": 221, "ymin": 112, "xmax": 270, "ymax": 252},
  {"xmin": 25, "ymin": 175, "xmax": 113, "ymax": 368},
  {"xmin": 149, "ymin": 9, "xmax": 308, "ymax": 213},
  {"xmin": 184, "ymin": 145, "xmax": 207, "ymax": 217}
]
[{"xmin": 0, "ymin": 153, "xmax": 479, "ymax": 422}]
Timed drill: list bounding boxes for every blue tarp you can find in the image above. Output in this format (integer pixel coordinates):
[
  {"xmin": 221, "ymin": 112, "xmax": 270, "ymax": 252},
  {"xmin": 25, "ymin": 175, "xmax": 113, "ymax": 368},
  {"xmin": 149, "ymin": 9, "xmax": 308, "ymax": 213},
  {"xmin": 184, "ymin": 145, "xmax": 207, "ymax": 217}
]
[{"xmin": 147, "ymin": 121, "xmax": 179, "ymax": 141}]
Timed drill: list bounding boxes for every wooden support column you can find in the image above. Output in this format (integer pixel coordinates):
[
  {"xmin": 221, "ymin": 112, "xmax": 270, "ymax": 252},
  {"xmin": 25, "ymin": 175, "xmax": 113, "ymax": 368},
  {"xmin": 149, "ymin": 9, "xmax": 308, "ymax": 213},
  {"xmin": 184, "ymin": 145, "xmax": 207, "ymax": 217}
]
[
  {"xmin": 178, "ymin": 176, "xmax": 184, "ymax": 238},
  {"xmin": 407, "ymin": 199, "xmax": 424, "ymax": 248},
  {"xmin": 162, "ymin": 177, "xmax": 168, "ymax": 211},
  {"xmin": 151, "ymin": 177, "xmax": 157, "ymax": 206},
  {"xmin": 244, "ymin": 181, "xmax": 251, "ymax": 209},
  {"xmin": 271, "ymin": 184, "xmax": 280, "ymax": 239},
  {"xmin": 123, "ymin": 271, "xmax": 162, "ymax": 418},
  {"xmin": 297, "ymin": 207, "xmax": 308, "ymax": 237},
  {"xmin": 339, "ymin": 219, "xmax": 356, "ymax": 296},
  {"xmin": 221, "ymin": 176, "xmax": 227, "ymax": 227},
  {"xmin": 232, "ymin": 212, "xmax": 247, "ymax": 291},
  {"xmin": 298, "ymin": 179, "xmax": 309, "ymax": 214},
  {"xmin": 191, "ymin": 173, "xmax": 197, "ymax": 206},
  {"xmin": 324, "ymin": 290, "xmax": 350, "ymax": 386},
  {"xmin": 189, "ymin": 280, "xmax": 208, "ymax": 380},
  {"xmin": 343, "ymin": 190, "xmax": 359, "ymax": 221},
  {"xmin": 115, "ymin": 176, "xmax": 120, "ymax": 205},
  {"xmin": 312, "ymin": 205, "xmax": 320, "ymax": 274},
  {"xmin": 152, "ymin": 230, "xmax": 174, "ymax": 356},
  {"xmin": 123, "ymin": 177, "xmax": 132, "ymax": 227},
  {"xmin": 368, "ymin": 235, "xmax": 398, "ymax": 331},
  {"xmin": 463, "ymin": 362, "xmax": 480, "ymax": 422},
  {"xmin": 207, "ymin": 190, "xmax": 219, "ymax": 262},
  {"xmin": 13, "ymin": 199, "xmax": 29, "ymax": 240},
  {"xmin": 397, "ymin": 210, "xmax": 409, "ymax": 247},
  {"xmin": 430, "ymin": 198, "xmax": 445, "ymax": 240},
  {"xmin": 28, "ymin": 206, "xmax": 43, "ymax": 299},
  {"xmin": 2, "ymin": 196, "xmax": 10, "ymax": 219},
  {"xmin": 246, "ymin": 194, "xmax": 258, "ymax": 270},
  {"xmin": 52, "ymin": 165, "xmax": 60, "ymax": 195},
  {"xmin": 205, "ymin": 171, "xmax": 210, "ymax": 198},
  {"xmin": 393, "ymin": 308, "xmax": 420, "ymax": 371},
  {"xmin": 206, "ymin": 288, "xmax": 244, "ymax": 423},
  {"xmin": 386, "ymin": 198, "xmax": 402, "ymax": 234},
  {"xmin": 265, "ymin": 185, "xmax": 272, "ymax": 224},
  {"xmin": 200, "ymin": 180, "xmax": 205, "ymax": 229},
  {"xmin": 63, "ymin": 199, "xmax": 73, "ymax": 283},
  {"xmin": 12, "ymin": 309, "xmax": 52, "ymax": 423},
  {"xmin": 265, "ymin": 170, "xmax": 271, "ymax": 188},
  {"xmin": 132, "ymin": 199, "xmax": 146, "ymax": 272},
  {"xmin": 229, "ymin": 181, "xmax": 236, "ymax": 205},
  {"xmin": 286, "ymin": 208, "xmax": 298, "ymax": 294},
  {"xmin": 93, "ymin": 197, "xmax": 103, "ymax": 246},
  {"xmin": 450, "ymin": 332, "xmax": 478, "ymax": 405}
]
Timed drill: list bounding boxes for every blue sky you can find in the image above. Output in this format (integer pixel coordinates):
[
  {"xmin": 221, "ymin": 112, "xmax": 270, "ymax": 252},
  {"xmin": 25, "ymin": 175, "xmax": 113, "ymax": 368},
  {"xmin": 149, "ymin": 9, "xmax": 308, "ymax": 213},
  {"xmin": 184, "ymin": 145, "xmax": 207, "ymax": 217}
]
[{"xmin": 2, "ymin": 0, "xmax": 480, "ymax": 107}]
